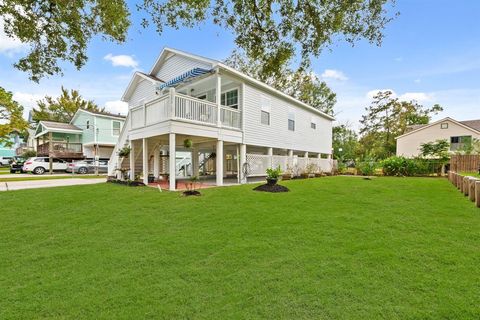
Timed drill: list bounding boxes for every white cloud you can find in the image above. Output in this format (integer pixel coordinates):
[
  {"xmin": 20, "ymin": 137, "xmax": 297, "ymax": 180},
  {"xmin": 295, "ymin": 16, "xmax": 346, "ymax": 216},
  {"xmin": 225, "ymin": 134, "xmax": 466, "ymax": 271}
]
[
  {"xmin": 321, "ymin": 69, "xmax": 348, "ymax": 81},
  {"xmin": 104, "ymin": 100, "xmax": 128, "ymax": 115},
  {"xmin": 104, "ymin": 54, "xmax": 139, "ymax": 68},
  {"xmin": 12, "ymin": 92, "xmax": 45, "ymax": 118},
  {"xmin": 414, "ymin": 79, "xmax": 421, "ymax": 83},
  {"xmin": 398, "ymin": 92, "xmax": 432, "ymax": 102},
  {"xmin": 0, "ymin": 18, "xmax": 27, "ymax": 55}
]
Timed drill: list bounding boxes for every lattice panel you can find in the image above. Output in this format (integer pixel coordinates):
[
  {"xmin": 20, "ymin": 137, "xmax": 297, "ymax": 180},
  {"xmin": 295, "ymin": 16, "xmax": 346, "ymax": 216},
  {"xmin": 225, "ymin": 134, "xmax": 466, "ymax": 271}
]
[{"xmin": 246, "ymin": 154, "xmax": 271, "ymax": 176}]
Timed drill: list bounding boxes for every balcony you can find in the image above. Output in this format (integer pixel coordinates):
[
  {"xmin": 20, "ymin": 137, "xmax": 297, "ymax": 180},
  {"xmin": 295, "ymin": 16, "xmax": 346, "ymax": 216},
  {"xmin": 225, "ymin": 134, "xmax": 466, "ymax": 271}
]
[
  {"xmin": 130, "ymin": 91, "xmax": 242, "ymax": 131},
  {"xmin": 37, "ymin": 142, "xmax": 84, "ymax": 159}
]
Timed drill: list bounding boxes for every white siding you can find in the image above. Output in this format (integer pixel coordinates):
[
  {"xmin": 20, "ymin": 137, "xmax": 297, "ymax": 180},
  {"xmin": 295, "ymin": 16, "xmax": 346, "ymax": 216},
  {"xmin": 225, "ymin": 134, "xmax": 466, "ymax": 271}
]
[
  {"xmin": 397, "ymin": 119, "xmax": 480, "ymax": 157},
  {"xmin": 155, "ymin": 54, "xmax": 212, "ymax": 82},
  {"xmin": 243, "ymin": 83, "xmax": 332, "ymax": 154},
  {"xmin": 128, "ymin": 79, "xmax": 156, "ymax": 109}
]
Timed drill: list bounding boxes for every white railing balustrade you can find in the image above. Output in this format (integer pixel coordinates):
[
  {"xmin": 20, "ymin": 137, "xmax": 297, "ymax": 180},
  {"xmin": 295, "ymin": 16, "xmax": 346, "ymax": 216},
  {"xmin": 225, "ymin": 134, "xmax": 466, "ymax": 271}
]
[
  {"xmin": 129, "ymin": 91, "xmax": 242, "ymax": 130},
  {"xmin": 220, "ymin": 107, "xmax": 241, "ymax": 129},
  {"xmin": 246, "ymin": 154, "xmax": 333, "ymax": 177},
  {"xmin": 175, "ymin": 94, "xmax": 218, "ymax": 126}
]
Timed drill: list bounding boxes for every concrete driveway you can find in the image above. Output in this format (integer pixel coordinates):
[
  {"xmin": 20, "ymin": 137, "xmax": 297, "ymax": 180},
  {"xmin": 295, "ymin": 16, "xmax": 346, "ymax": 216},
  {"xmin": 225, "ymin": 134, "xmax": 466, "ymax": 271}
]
[{"xmin": 0, "ymin": 178, "xmax": 105, "ymax": 191}]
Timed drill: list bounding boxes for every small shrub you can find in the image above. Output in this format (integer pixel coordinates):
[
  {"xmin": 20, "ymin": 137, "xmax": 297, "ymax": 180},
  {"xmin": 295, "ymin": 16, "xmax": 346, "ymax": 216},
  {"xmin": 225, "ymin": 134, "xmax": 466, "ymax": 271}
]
[
  {"xmin": 357, "ymin": 160, "xmax": 376, "ymax": 176},
  {"xmin": 382, "ymin": 156, "xmax": 417, "ymax": 176},
  {"xmin": 266, "ymin": 166, "xmax": 282, "ymax": 180},
  {"xmin": 21, "ymin": 149, "xmax": 37, "ymax": 158}
]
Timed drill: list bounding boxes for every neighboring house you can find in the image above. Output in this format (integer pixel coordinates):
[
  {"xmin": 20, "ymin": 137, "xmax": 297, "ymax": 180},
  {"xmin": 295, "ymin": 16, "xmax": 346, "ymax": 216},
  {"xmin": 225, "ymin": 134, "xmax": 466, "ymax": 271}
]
[
  {"xmin": 108, "ymin": 47, "xmax": 334, "ymax": 189},
  {"xmin": 396, "ymin": 117, "xmax": 480, "ymax": 157},
  {"xmin": 0, "ymin": 132, "xmax": 22, "ymax": 157},
  {"xmin": 34, "ymin": 109, "xmax": 126, "ymax": 161}
]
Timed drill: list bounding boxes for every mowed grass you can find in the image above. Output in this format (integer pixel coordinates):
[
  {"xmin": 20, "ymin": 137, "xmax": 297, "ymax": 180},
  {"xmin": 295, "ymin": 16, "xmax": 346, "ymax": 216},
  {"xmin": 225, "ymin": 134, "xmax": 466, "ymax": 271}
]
[{"xmin": 1, "ymin": 177, "xmax": 479, "ymax": 319}]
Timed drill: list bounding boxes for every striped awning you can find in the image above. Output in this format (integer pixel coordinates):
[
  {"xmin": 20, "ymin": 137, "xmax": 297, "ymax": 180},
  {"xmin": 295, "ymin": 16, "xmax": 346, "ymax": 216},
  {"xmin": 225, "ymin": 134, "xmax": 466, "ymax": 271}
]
[{"xmin": 157, "ymin": 68, "xmax": 213, "ymax": 90}]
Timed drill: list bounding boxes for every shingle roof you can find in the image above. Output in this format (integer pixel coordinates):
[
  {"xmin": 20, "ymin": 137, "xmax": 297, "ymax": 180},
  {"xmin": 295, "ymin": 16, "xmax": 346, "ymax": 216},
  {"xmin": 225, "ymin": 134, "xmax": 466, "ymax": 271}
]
[
  {"xmin": 460, "ymin": 119, "xmax": 480, "ymax": 132},
  {"xmin": 40, "ymin": 121, "xmax": 82, "ymax": 131},
  {"xmin": 138, "ymin": 72, "xmax": 164, "ymax": 83},
  {"xmin": 80, "ymin": 109, "xmax": 127, "ymax": 119}
]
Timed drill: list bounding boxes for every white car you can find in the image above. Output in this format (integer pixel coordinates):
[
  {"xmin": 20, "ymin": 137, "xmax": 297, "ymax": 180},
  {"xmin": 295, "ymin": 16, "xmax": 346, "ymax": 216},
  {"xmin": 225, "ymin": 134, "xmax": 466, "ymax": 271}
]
[
  {"xmin": 0, "ymin": 156, "xmax": 13, "ymax": 166},
  {"xmin": 22, "ymin": 157, "xmax": 68, "ymax": 175}
]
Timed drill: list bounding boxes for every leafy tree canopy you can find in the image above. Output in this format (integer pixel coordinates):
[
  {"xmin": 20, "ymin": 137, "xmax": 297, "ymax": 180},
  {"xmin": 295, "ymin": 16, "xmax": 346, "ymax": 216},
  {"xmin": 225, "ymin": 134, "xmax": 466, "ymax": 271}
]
[
  {"xmin": 0, "ymin": 0, "xmax": 130, "ymax": 82},
  {"xmin": 0, "ymin": 87, "xmax": 29, "ymax": 146},
  {"xmin": 2, "ymin": 1, "xmax": 395, "ymax": 82},
  {"xmin": 32, "ymin": 87, "xmax": 104, "ymax": 123},
  {"xmin": 420, "ymin": 139, "xmax": 450, "ymax": 161},
  {"xmin": 359, "ymin": 90, "xmax": 443, "ymax": 159},
  {"xmin": 140, "ymin": 0, "xmax": 396, "ymax": 80},
  {"xmin": 225, "ymin": 50, "xmax": 336, "ymax": 115},
  {"xmin": 332, "ymin": 124, "xmax": 359, "ymax": 161}
]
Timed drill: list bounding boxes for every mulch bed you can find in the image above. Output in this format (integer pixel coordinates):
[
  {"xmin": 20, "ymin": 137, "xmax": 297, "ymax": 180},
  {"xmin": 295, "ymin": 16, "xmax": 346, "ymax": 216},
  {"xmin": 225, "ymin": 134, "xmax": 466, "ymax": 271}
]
[
  {"xmin": 253, "ymin": 183, "xmax": 290, "ymax": 193},
  {"xmin": 107, "ymin": 179, "xmax": 145, "ymax": 187},
  {"xmin": 183, "ymin": 190, "xmax": 201, "ymax": 196}
]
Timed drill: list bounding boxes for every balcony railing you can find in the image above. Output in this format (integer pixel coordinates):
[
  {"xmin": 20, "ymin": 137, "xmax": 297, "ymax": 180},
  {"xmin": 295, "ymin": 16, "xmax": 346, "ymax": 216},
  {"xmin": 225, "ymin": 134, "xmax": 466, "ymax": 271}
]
[
  {"xmin": 130, "ymin": 91, "xmax": 242, "ymax": 130},
  {"xmin": 37, "ymin": 142, "xmax": 83, "ymax": 158}
]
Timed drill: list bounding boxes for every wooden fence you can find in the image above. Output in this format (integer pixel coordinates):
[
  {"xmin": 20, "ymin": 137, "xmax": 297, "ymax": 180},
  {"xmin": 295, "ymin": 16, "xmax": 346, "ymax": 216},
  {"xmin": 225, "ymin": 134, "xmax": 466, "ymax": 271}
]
[{"xmin": 450, "ymin": 155, "xmax": 480, "ymax": 172}]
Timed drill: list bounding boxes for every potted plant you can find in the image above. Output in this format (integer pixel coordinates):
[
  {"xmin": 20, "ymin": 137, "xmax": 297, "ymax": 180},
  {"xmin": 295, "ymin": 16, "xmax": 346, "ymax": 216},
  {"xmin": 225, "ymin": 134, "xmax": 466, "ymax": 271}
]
[
  {"xmin": 118, "ymin": 145, "xmax": 131, "ymax": 157},
  {"xmin": 266, "ymin": 166, "xmax": 282, "ymax": 185},
  {"xmin": 183, "ymin": 138, "xmax": 193, "ymax": 149}
]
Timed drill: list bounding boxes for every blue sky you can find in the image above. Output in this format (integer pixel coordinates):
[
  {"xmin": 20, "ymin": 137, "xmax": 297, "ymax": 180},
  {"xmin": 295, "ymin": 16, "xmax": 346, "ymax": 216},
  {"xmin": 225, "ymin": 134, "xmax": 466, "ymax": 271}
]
[{"xmin": 0, "ymin": 0, "xmax": 479, "ymax": 129}]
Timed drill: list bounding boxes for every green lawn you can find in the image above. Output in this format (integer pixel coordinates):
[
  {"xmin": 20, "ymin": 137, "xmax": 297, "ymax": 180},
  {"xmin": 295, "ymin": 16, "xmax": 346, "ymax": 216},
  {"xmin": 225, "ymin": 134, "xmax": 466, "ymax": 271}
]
[
  {"xmin": 0, "ymin": 175, "xmax": 106, "ymax": 182},
  {"xmin": 461, "ymin": 172, "xmax": 480, "ymax": 178},
  {"xmin": 1, "ymin": 177, "xmax": 479, "ymax": 319}
]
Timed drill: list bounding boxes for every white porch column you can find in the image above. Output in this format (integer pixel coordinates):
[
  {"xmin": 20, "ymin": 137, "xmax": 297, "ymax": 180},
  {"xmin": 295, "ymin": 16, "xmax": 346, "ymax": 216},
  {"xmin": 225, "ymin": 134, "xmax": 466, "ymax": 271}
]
[
  {"xmin": 318, "ymin": 153, "xmax": 322, "ymax": 160},
  {"xmin": 216, "ymin": 139, "xmax": 224, "ymax": 186},
  {"xmin": 267, "ymin": 147, "xmax": 273, "ymax": 168},
  {"xmin": 240, "ymin": 144, "xmax": 247, "ymax": 184},
  {"xmin": 169, "ymin": 133, "xmax": 176, "ymax": 191},
  {"xmin": 304, "ymin": 151, "xmax": 309, "ymax": 165},
  {"xmin": 153, "ymin": 146, "xmax": 160, "ymax": 179},
  {"xmin": 192, "ymin": 146, "xmax": 199, "ymax": 177},
  {"xmin": 169, "ymin": 87, "xmax": 176, "ymax": 119},
  {"xmin": 129, "ymin": 140, "xmax": 135, "ymax": 180},
  {"xmin": 216, "ymin": 74, "xmax": 222, "ymax": 127},
  {"xmin": 142, "ymin": 138, "xmax": 149, "ymax": 185}
]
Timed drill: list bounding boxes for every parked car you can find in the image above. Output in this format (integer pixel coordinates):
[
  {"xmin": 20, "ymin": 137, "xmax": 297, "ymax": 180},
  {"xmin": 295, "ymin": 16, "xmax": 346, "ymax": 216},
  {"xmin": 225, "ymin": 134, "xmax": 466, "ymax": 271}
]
[
  {"xmin": 0, "ymin": 156, "xmax": 13, "ymax": 167},
  {"xmin": 9, "ymin": 157, "xmax": 26, "ymax": 173},
  {"xmin": 22, "ymin": 157, "xmax": 68, "ymax": 174},
  {"xmin": 66, "ymin": 159, "xmax": 109, "ymax": 174}
]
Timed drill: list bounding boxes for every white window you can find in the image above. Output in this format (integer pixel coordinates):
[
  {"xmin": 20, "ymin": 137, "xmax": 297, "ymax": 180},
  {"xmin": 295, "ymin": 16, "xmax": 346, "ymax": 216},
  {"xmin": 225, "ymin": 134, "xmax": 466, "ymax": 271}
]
[
  {"xmin": 112, "ymin": 121, "xmax": 121, "ymax": 136},
  {"xmin": 260, "ymin": 95, "xmax": 271, "ymax": 125},
  {"xmin": 221, "ymin": 89, "xmax": 238, "ymax": 109},
  {"xmin": 288, "ymin": 109, "xmax": 295, "ymax": 131},
  {"xmin": 441, "ymin": 123, "xmax": 449, "ymax": 129}
]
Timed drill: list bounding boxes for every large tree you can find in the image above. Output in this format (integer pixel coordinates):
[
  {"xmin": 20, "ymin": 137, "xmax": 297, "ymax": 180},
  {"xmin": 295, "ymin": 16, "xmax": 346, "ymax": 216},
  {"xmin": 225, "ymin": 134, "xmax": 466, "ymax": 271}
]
[
  {"xmin": 0, "ymin": 87, "xmax": 29, "ymax": 146},
  {"xmin": 140, "ymin": 0, "xmax": 396, "ymax": 80},
  {"xmin": 332, "ymin": 124, "xmax": 359, "ymax": 161},
  {"xmin": 359, "ymin": 90, "xmax": 443, "ymax": 159},
  {"xmin": 0, "ymin": 0, "xmax": 130, "ymax": 82},
  {"xmin": 2, "ymin": 1, "xmax": 395, "ymax": 82},
  {"xmin": 32, "ymin": 87, "xmax": 104, "ymax": 123},
  {"xmin": 225, "ymin": 50, "xmax": 337, "ymax": 115}
]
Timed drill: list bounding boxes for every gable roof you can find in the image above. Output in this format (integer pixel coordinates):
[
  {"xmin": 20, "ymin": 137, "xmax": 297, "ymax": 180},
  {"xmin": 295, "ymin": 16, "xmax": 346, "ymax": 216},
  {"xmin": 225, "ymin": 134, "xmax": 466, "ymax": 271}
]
[
  {"xmin": 460, "ymin": 119, "xmax": 480, "ymax": 132},
  {"xmin": 122, "ymin": 71, "xmax": 164, "ymax": 102},
  {"xmin": 123, "ymin": 47, "xmax": 335, "ymax": 121},
  {"xmin": 35, "ymin": 120, "xmax": 83, "ymax": 138},
  {"xmin": 396, "ymin": 117, "xmax": 480, "ymax": 140}
]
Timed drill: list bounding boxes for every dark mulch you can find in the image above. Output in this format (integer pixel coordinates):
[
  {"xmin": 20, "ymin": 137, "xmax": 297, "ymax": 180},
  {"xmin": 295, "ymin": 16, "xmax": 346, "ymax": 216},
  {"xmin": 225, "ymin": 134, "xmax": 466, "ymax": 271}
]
[
  {"xmin": 183, "ymin": 190, "xmax": 201, "ymax": 196},
  {"xmin": 253, "ymin": 183, "xmax": 290, "ymax": 193},
  {"xmin": 107, "ymin": 179, "xmax": 145, "ymax": 187}
]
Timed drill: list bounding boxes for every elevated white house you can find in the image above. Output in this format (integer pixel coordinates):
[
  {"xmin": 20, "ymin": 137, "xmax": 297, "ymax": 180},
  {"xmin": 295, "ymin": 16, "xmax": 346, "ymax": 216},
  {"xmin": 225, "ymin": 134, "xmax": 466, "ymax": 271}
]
[{"xmin": 108, "ymin": 48, "xmax": 334, "ymax": 190}]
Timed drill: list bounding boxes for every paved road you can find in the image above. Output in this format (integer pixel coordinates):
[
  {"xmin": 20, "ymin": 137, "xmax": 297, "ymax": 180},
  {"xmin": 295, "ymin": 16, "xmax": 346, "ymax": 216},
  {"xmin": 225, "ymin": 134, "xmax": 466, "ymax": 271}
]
[
  {"xmin": 0, "ymin": 178, "xmax": 105, "ymax": 191},
  {"xmin": 0, "ymin": 173, "xmax": 102, "ymax": 179}
]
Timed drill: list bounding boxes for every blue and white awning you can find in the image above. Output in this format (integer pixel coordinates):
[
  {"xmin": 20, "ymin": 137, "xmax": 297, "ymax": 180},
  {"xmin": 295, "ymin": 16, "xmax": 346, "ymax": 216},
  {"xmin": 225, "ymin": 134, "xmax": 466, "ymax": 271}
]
[{"xmin": 157, "ymin": 68, "xmax": 213, "ymax": 90}]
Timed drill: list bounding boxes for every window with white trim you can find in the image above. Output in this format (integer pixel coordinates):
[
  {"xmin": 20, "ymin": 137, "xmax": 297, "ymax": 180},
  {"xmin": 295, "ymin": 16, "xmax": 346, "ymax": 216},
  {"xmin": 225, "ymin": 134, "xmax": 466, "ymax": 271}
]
[
  {"xmin": 311, "ymin": 117, "xmax": 317, "ymax": 130},
  {"xmin": 221, "ymin": 89, "xmax": 238, "ymax": 109},
  {"xmin": 288, "ymin": 110, "xmax": 295, "ymax": 131},
  {"xmin": 260, "ymin": 95, "xmax": 271, "ymax": 125},
  {"xmin": 112, "ymin": 121, "xmax": 121, "ymax": 136}
]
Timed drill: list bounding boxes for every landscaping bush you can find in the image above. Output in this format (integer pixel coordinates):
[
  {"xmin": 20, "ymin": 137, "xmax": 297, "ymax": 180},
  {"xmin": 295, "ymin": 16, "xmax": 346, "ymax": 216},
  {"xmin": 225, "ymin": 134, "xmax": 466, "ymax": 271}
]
[
  {"xmin": 381, "ymin": 156, "xmax": 417, "ymax": 176},
  {"xmin": 356, "ymin": 160, "xmax": 377, "ymax": 176}
]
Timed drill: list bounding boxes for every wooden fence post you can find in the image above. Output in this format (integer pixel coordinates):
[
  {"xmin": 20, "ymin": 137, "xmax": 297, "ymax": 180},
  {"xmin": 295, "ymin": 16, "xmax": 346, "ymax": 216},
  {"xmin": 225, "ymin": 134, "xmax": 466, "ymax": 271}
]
[
  {"xmin": 452, "ymin": 172, "xmax": 457, "ymax": 186},
  {"xmin": 469, "ymin": 178, "xmax": 477, "ymax": 202},
  {"xmin": 463, "ymin": 177, "xmax": 470, "ymax": 196},
  {"xmin": 476, "ymin": 181, "xmax": 480, "ymax": 208},
  {"xmin": 457, "ymin": 174, "xmax": 463, "ymax": 190}
]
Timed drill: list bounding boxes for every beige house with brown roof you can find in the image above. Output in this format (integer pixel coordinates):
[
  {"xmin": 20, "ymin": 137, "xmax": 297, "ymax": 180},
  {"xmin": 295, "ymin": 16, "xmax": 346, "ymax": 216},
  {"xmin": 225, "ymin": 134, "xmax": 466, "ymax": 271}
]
[{"xmin": 396, "ymin": 117, "xmax": 480, "ymax": 157}]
